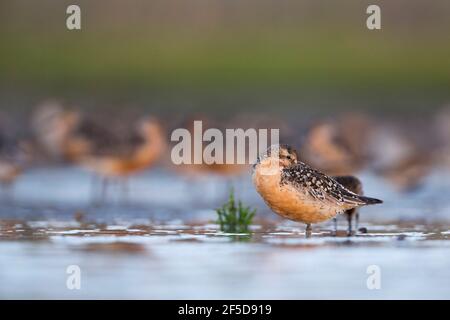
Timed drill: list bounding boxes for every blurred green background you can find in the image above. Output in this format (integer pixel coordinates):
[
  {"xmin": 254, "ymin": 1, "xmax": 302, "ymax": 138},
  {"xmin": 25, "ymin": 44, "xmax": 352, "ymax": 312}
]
[{"xmin": 1, "ymin": 0, "xmax": 449, "ymax": 115}]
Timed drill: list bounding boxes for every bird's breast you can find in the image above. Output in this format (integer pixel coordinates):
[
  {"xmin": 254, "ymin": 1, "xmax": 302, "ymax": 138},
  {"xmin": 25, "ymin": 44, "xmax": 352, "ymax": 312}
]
[{"xmin": 253, "ymin": 166, "xmax": 340, "ymax": 224}]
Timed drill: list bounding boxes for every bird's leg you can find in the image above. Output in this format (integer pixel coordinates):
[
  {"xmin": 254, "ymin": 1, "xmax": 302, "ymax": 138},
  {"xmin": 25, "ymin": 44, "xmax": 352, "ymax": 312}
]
[
  {"xmin": 0, "ymin": 183, "xmax": 4, "ymax": 203},
  {"xmin": 91, "ymin": 174, "xmax": 100, "ymax": 206},
  {"xmin": 121, "ymin": 177, "xmax": 129, "ymax": 206},
  {"xmin": 100, "ymin": 177, "xmax": 109, "ymax": 205},
  {"xmin": 333, "ymin": 217, "xmax": 338, "ymax": 236},
  {"xmin": 7, "ymin": 183, "xmax": 14, "ymax": 204},
  {"xmin": 113, "ymin": 178, "xmax": 121, "ymax": 206},
  {"xmin": 347, "ymin": 214, "xmax": 353, "ymax": 237},
  {"xmin": 1, "ymin": 182, "xmax": 14, "ymax": 204},
  {"xmin": 355, "ymin": 211, "xmax": 360, "ymax": 231},
  {"xmin": 305, "ymin": 223, "xmax": 312, "ymax": 238}
]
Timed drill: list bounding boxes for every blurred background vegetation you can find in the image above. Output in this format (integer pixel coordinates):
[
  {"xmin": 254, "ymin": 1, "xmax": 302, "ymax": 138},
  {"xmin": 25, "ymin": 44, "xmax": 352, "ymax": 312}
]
[{"xmin": 0, "ymin": 0, "xmax": 449, "ymax": 116}]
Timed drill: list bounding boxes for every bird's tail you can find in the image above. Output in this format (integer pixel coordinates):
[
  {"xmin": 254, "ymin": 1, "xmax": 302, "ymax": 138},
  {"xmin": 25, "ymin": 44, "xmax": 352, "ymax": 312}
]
[{"xmin": 358, "ymin": 195, "xmax": 383, "ymax": 205}]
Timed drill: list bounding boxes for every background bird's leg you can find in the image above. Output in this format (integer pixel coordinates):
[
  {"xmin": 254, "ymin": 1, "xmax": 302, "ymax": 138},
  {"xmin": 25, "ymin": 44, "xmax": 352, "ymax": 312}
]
[
  {"xmin": 1, "ymin": 182, "xmax": 14, "ymax": 205},
  {"xmin": 0, "ymin": 183, "xmax": 5, "ymax": 203},
  {"xmin": 333, "ymin": 217, "xmax": 338, "ymax": 235},
  {"xmin": 305, "ymin": 223, "xmax": 312, "ymax": 238},
  {"xmin": 100, "ymin": 177, "xmax": 109, "ymax": 205},
  {"xmin": 7, "ymin": 183, "xmax": 15, "ymax": 204},
  {"xmin": 355, "ymin": 211, "xmax": 360, "ymax": 231},
  {"xmin": 91, "ymin": 174, "xmax": 100, "ymax": 206},
  {"xmin": 121, "ymin": 177, "xmax": 129, "ymax": 206},
  {"xmin": 347, "ymin": 213, "xmax": 353, "ymax": 236}
]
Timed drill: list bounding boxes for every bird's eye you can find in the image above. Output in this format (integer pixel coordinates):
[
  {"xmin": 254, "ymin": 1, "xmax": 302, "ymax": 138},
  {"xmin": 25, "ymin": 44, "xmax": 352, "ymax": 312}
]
[{"xmin": 286, "ymin": 155, "xmax": 291, "ymax": 160}]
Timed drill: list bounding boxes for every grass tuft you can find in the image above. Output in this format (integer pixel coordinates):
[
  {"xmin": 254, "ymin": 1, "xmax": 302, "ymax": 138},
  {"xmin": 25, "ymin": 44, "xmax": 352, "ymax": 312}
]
[{"xmin": 216, "ymin": 189, "xmax": 256, "ymax": 233}]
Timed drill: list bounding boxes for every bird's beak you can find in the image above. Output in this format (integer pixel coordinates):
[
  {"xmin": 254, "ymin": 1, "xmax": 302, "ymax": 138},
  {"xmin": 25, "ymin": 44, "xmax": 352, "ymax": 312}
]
[{"xmin": 252, "ymin": 156, "xmax": 261, "ymax": 169}]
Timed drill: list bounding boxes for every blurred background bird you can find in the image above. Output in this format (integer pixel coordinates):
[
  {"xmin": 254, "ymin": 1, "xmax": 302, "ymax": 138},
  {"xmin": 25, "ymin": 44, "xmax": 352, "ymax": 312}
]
[
  {"xmin": 32, "ymin": 100, "xmax": 92, "ymax": 163},
  {"xmin": 366, "ymin": 121, "xmax": 432, "ymax": 192},
  {"xmin": 79, "ymin": 117, "xmax": 166, "ymax": 205},
  {"xmin": 300, "ymin": 114, "xmax": 373, "ymax": 176},
  {"xmin": 170, "ymin": 115, "xmax": 251, "ymax": 202},
  {"xmin": 332, "ymin": 175, "xmax": 364, "ymax": 236}
]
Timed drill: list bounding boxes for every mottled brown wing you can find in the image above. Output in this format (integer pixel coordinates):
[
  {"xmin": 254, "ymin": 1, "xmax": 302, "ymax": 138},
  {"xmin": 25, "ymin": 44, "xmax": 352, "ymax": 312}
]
[
  {"xmin": 332, "ymin": 175, "xmax": 363, "ymax": 195},
  {"xmin": 281, "ymin": 162, "xmax": 367, "ymax": 206}
]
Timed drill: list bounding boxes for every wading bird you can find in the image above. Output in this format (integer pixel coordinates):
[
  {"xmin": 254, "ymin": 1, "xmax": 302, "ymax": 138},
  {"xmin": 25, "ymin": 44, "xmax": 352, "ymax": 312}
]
[
  {"xmin": 367, "ymin": 123, "xmax": 431, "ymax": 192},
  {"xmin": 300, "ymin": 114, "xmax": 372, "ymax": 176},
  {"xmin": 32, "ymin": 102, "xmax": 91, "ymax": 162},
  {"xmin": 332, "ymin": 175, "xmax": 363, "ymax": 236},
  {"xmin": 170, "ymin": 117, "xmax": 250, "ymax": 202},
  {"xmin": 80, "ymin": 118, "xmax": 165, "ymax": 204},
  {"xmin": 252, "ymin": 145, "xmax": 382, "ymax": 237}
]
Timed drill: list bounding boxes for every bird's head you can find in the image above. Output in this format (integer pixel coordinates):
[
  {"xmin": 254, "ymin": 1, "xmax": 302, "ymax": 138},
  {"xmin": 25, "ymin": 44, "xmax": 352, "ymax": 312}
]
[
  {"xmin": 254, "ymin": 144, "xmax": 298, "ymax": 173},
  {"xmin": 138, "ymin": 117, "xmax": 163, "ymax": 138}
]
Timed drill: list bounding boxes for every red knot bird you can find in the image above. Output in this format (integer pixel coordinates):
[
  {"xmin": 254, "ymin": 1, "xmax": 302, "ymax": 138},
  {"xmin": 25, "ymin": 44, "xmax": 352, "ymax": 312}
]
[{"xmin": 252, "ymin": 145, "xmax": 382, "ymax": 237}]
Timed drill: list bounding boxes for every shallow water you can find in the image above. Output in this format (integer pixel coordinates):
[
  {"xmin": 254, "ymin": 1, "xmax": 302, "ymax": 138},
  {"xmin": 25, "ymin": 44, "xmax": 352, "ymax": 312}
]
[
  {"xmin": 1, "ymin": 167, "xmax": 450, "ymax": 299},
  {"xmin": 1, "ymin": 219, "xmax": 450, "ymax": 299},
  {"xmin": 4, "ymin": 166, "xmax": 450, "ymax": 222}
]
